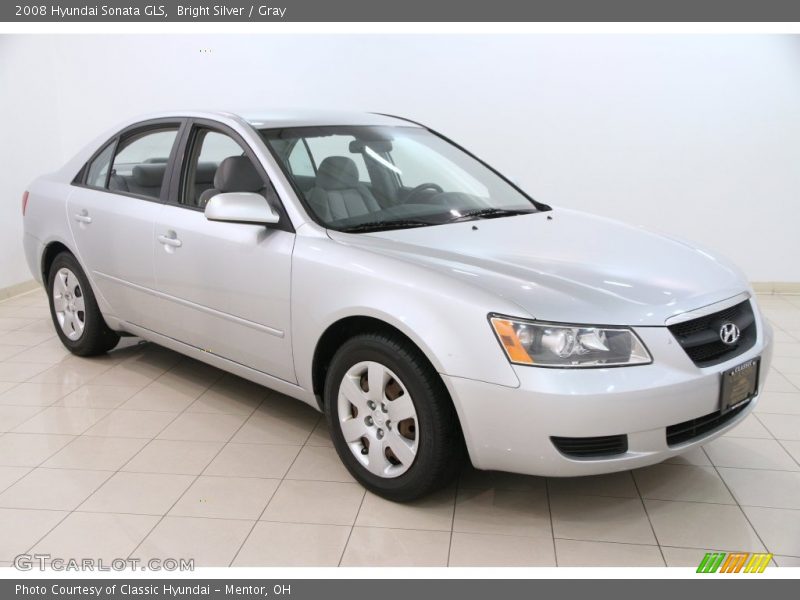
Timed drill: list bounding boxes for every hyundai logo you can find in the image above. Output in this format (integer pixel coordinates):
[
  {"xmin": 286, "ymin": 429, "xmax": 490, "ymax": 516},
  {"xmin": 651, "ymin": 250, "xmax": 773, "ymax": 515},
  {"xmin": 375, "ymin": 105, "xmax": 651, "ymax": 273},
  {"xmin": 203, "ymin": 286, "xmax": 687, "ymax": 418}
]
[{"xmin": 720, "ymin": 322, "xmax": 741, "ymax": 345}]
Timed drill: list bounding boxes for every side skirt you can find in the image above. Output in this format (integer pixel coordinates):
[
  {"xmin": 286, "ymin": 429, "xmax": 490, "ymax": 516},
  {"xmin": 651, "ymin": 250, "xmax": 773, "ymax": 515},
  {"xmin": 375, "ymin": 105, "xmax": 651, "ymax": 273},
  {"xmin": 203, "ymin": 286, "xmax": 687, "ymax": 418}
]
[{"xmin": 119, "ymin": 320, "xmax": 319, "ymax": 410}]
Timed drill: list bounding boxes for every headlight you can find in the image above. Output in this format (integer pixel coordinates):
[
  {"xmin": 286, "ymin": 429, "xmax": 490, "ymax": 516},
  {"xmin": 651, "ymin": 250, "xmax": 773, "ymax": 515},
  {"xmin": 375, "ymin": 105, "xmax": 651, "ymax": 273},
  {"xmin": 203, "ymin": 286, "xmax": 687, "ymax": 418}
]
[{"xmin": 489, "ymin": 315, "xmax": 652, "ymax": 368}]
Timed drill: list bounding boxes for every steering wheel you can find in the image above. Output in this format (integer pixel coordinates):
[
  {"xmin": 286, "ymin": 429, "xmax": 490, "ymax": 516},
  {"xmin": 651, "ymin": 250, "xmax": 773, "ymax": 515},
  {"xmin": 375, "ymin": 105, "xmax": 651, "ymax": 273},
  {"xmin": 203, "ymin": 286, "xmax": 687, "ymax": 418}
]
[{"xmin": 403, "ymin": 182, "xmax": 444, "ymax": 204}]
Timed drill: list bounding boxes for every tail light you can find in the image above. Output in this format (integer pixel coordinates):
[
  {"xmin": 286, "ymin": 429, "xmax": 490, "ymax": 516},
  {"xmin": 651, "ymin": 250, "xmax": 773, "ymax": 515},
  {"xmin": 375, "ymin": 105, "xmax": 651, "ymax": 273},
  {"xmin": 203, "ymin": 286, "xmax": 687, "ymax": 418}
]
[{"xmin": 22, "ymin": 191, "xmax": 29, "ymax": 216}]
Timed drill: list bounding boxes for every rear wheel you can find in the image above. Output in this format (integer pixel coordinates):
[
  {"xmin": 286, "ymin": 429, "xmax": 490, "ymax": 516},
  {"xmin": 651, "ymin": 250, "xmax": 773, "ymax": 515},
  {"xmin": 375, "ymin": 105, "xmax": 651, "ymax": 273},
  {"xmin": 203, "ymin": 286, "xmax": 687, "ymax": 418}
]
[
  {"xmin": 325, "ymin": 332, "xmax": 461, "ymax": 501},
  {"xmin": 47, "ymin": 252, "xmax": 120, "ymax": 356}
]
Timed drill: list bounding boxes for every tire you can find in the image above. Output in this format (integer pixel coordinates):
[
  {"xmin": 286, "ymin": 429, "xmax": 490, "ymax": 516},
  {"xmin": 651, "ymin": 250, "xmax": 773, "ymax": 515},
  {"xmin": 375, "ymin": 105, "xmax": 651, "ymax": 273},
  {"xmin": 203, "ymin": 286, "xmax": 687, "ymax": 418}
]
[
  {"xmin": 46, "ymin": 252, "xmax": 120, "ymax": 356},
  {"xmin": 325, "ymin": 332, "xmax": 462, "ymax": 501}
]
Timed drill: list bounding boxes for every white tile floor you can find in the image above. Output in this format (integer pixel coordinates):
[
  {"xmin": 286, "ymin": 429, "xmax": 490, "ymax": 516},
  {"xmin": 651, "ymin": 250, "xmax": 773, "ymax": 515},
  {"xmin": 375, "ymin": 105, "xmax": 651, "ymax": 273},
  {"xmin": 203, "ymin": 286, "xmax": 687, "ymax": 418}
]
[{"xmin": 0, "ymin": 288, "xmax": 799, "ymax": 567}]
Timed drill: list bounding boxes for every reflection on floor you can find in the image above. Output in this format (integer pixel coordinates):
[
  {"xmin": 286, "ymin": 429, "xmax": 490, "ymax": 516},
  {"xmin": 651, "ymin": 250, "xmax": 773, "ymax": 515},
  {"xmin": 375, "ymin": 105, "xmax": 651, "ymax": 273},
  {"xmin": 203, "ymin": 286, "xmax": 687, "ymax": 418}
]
[{"xmin": 0, "ymin": 288, "xmax": 799, "ymax": 567}]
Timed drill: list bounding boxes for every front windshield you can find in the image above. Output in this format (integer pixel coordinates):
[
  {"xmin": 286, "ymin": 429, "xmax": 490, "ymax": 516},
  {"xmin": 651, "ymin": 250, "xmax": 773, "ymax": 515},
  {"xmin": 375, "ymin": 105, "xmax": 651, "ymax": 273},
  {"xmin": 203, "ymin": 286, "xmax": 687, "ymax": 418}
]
[{"xmin": 260, "ymin": 125, "xmax": 545, "ymax": 232}]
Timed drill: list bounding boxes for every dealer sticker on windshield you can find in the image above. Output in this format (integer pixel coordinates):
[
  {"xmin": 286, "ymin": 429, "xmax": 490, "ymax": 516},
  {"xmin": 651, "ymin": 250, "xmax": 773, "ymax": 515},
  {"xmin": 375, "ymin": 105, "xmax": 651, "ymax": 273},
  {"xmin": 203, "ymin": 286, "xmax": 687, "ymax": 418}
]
[{"xmin": 720, "ymin": 358, "xmax": 759, "ymax": 413}]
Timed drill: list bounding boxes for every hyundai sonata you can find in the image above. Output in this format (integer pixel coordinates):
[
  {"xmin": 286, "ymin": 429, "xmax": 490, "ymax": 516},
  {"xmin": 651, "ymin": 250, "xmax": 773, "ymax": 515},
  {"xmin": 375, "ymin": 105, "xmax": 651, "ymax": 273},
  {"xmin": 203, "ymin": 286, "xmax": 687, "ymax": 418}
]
[{"xmin": 22, "ymin": 110, "xmax": 772, "ymax": 500}]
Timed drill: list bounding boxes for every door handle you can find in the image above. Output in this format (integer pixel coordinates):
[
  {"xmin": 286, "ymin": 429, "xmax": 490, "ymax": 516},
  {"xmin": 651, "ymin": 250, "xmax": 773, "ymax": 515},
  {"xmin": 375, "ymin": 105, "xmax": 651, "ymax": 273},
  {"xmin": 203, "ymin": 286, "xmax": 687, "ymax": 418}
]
[
  {"xmin": 158, "ymin": 232, "xmax": 182, "ymax": 248},
  {"xmin": 74, "ymin": 210, "xmax": 92, "ymax": 224}
]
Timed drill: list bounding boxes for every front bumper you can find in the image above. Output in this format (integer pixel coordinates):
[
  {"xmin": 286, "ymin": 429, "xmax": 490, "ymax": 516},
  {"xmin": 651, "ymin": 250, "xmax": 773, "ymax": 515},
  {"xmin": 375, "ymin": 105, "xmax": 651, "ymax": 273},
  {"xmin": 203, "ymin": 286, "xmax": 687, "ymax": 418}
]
[{"xmin": 444, "ymin": 307, "xmax": 774, "ymax": 477}]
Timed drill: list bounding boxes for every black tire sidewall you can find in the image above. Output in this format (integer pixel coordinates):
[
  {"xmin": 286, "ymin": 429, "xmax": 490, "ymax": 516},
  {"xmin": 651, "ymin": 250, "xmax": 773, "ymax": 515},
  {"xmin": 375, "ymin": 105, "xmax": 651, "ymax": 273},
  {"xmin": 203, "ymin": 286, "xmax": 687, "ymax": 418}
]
[
  {"xmin": 46, "ymin": 253, "xmax": 115, "ymax": 355},
  {"xmin": 325, "ymin": 334, "xmax": 456, "ymax": 500}
]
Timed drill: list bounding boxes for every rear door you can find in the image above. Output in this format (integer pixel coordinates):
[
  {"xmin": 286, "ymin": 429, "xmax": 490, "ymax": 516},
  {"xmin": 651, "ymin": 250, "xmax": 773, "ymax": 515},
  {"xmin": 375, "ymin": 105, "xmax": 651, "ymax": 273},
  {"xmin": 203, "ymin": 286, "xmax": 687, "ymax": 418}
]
[
  {"xmin": 149, "ymin": 120, "xmax": 297, "ymax": 383},
  {"xmin": 67, "ymin": 120, "xmax": 184, "ymax": 328}
]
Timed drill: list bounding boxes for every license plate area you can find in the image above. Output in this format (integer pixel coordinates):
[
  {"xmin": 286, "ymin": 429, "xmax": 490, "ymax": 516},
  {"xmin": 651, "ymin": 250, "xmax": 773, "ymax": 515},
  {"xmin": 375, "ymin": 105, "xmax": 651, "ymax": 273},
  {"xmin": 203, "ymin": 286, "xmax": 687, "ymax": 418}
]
[{"xmin": 720, "ymin": 357, "xmax": 760, "ymax": 413}]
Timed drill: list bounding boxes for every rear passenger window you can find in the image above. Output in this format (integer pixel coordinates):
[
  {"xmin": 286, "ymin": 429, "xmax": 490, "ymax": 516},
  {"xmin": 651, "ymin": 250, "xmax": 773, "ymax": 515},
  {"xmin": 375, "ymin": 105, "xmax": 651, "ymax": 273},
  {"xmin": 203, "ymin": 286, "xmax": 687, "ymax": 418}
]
[
  {"xmin": 85, "ymin": 142, "xmax": 115, "ymax": 188},
  {"xmin": 287, "ymin": 142, "xmax": 315, "ymax": 177},
  {"xmin": 108, "ymin": 127, "xmax": 179, "ymax": 200}
]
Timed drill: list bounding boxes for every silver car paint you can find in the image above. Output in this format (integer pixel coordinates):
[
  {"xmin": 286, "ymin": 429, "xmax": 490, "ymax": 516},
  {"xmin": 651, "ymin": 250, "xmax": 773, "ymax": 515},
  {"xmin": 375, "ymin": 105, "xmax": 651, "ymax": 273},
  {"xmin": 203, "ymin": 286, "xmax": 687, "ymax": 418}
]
[
  {"xmin": 334, "ymin": 209, "xmax": 752, "ymax": 327},
  {"xmin": 22, "ymin": 109, "xmax": 772, "ymax": 477}
]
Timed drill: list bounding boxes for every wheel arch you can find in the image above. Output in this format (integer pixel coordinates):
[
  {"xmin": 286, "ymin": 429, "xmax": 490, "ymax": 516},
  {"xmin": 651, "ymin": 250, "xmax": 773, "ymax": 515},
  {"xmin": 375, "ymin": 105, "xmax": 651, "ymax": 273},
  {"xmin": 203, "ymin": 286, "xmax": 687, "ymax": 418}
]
[
  {"xmin": 41, "ymin": 240, "xmax": 75, "ymax": 281},
  {"xmin": 310, "ymin": 314, "xmax": 445, "ymax": 411}
]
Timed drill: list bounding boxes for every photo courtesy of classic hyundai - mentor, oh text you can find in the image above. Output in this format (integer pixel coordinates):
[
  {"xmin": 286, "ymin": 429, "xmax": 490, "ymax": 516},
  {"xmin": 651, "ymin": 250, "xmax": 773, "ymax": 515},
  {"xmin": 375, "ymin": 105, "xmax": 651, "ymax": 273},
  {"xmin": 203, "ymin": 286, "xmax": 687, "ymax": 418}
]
[{"xmin": 21, "ymin": 110, "xmax": 773, "ymax": 501}]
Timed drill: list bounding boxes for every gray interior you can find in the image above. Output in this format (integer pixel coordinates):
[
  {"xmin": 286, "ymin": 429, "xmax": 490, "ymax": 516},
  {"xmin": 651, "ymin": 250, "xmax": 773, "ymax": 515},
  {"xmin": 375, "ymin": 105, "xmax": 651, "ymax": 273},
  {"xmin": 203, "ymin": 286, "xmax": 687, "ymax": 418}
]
[{"xmin": 307, "ymin": 156, "xmax": 381, "ymax": 221}]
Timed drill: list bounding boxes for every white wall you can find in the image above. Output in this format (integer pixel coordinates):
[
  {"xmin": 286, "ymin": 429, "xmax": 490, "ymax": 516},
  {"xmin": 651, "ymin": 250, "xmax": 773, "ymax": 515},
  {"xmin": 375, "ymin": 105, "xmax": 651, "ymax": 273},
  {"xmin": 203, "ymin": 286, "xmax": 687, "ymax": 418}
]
[{"xmin": 1, "ymin": 34, "xmax": 798, "ymax": 289}]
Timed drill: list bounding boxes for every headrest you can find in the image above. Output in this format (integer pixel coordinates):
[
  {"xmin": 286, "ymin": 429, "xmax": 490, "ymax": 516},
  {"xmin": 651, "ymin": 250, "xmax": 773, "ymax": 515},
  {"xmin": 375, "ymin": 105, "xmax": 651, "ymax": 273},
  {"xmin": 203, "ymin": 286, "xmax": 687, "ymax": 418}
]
[
  {"xmin": 144, "ymin": 157, "xmax": 169, "ymax": 164},
  {"xmin": 317, "ymin": 156, "xmax": 359, "ymax": 190},
  {"xmin": 214, "ymin": 156, "xmax": 263, "ymax": 193},
  {"xmin": 131, "ymin": 164, "xmax": 166, "ymax": 187},
  {"xmin": 195, "ymin": 162, "xmax": 217, "ymax": 184},
  {"xmin": 349, "ymin": 139, "xmax": 392, "ymax": 154}
]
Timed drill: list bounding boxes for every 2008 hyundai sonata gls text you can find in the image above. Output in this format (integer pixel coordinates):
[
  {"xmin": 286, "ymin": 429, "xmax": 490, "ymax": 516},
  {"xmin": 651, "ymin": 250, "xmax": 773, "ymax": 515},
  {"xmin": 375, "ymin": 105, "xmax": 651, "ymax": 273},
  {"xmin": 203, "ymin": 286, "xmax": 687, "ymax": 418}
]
[{"xmin": 22, "ymin": 110, "xmax": 773, "ymax": 500}]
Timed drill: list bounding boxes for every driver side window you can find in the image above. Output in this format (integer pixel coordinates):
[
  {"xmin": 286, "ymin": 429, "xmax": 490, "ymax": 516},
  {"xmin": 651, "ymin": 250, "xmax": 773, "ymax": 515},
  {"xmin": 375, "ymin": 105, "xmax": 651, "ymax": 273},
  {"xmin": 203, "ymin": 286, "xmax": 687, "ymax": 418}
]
[{"xmin": 180, "ymin": 128, "xmax": 264, "ymax": 208}]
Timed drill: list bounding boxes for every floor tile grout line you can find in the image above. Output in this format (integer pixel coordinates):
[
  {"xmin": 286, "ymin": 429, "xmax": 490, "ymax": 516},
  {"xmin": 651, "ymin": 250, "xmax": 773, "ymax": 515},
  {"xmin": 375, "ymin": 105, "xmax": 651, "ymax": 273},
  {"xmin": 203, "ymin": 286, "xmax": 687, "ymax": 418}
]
[
  {"xmin": 337, "ymin": 488, "xmax": 367, "ymax": 568},
  {"xmin": 227, "ymin": 410, "xmax": 318, "ymax": 567},
  {"xmin": 704, "ymin": 446, "xmax": 772, "ymax": 554},
  {"xmin": 15, "ymin": 349, "xmax": 211, "ymax": 558},
  {"xmin": 543, "ymin": 477, "xmax": 558, "ymax": 567},
  {"xmin": 552, "ymin": 535, "xmax": 663, "ymax": 548},
  {"xmin": 12, "ymin": 491, "xmax": 800, "ymax": 515},
  {"xmin": 632, "ymin": 469, "xmax": 668, "ymax": 566},
  {"xmin": 0, "ymin": 362, "xmax": 115, "ymax": 556},
  {"xmin": 658, "ymin": 543, "xmax": 800, "ymax": 559},
  {"xmin": 0, "ymin": 466, "xmax": 33, "ymax": 495},
  {"xmin": 6, "ymin": 501, "xmax": 800, "ymax": 549},
  {"xmin": 445, "ymin": 471, "xmax": 461, "ymax": 567},
  {"xmin": 775, "ymin": 439, "xmax": 800, "ymax": 469},
  {"xmin": 126, "ymin": 387, "xmax": 261, "ymax": 562},
  {"xmin": 54, "ymin": 353, "xmax": 224, "ymax": 551},
  {"xmin": 0, "ymin": 402, "xmax": 52, "ymax": 434},
  {"xmin": 10, "ymin": 406, "xmax": 114, "ymax": 438},
  {"xmin": 5, "ymin": 292, "xmax": 800, "ymax": 566},
  {"xmin": 81, "ymin": 362, "xmax": 225, "ymax": 481}
]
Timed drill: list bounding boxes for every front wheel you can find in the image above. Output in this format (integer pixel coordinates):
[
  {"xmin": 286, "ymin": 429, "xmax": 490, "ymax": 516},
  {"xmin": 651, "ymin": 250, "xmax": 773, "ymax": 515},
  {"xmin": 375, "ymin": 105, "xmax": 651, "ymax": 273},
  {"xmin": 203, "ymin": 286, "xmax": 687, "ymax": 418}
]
[
  {"xmin": 47, "ymin": 252, "xmax": 120, "ymax": 356},
  {"xmin": 325, "ymin": 332, "xmax": 462, "ymax": 501}
]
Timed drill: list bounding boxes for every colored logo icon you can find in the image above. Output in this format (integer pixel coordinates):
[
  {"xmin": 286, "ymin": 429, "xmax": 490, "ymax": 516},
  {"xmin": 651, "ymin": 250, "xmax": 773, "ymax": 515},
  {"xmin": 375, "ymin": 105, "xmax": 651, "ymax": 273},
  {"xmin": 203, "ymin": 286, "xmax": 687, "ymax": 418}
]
[{"xmin": 697, "ymin": 552, "xmax": 772, "ymax": 573}]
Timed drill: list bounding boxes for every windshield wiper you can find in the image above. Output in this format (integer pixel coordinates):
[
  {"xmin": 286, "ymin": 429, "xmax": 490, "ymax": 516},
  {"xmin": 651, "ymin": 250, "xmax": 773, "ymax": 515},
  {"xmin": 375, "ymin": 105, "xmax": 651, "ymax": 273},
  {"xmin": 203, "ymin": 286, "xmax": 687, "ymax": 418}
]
[
  {"xmin": 447, "ymin": 207, "xmax": 535, "ymax": 222},
  {"xmin": 339, "ymin": 219, "xmax": 434, "ymax": 233}
]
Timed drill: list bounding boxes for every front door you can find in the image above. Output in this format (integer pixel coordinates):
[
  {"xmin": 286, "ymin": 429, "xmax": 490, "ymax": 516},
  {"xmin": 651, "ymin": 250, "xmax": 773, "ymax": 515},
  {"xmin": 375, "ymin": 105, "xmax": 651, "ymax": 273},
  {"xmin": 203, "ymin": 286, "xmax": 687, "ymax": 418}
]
[{"xmin": 149, "ymin": 126, "xmax": 296, "ymax": 383}]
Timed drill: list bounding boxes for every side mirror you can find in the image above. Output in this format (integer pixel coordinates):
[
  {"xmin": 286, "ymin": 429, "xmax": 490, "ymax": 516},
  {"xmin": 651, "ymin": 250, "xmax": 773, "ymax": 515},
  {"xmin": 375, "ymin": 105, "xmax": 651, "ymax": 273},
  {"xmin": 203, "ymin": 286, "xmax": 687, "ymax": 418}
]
[{"xmin": 204, "ymin": 192, "xmax": 280, "ymax": 225}]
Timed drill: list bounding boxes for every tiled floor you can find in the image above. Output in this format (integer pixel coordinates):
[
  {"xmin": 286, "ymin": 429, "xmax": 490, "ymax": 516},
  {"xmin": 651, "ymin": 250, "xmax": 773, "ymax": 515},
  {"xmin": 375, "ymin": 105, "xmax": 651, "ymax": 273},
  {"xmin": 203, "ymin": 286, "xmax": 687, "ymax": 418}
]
[{"xmin": 0, "ymin": 288, "xmax": 799, "ymax": 567}]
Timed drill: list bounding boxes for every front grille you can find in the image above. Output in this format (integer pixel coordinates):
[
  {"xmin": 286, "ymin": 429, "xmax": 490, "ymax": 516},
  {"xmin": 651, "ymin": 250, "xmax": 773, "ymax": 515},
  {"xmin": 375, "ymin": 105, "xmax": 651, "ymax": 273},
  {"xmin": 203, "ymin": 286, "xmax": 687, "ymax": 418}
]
[
  {"xmin": 667, "ymin": 300, "xmax": 757, "ymax": 367},
  {"xmin": 551, "ymin": 434, "xmax": 628, "ymax": 458},
  {"xmin": 666, "ymin": 400, "xmax": 751, "ymax": 446}
]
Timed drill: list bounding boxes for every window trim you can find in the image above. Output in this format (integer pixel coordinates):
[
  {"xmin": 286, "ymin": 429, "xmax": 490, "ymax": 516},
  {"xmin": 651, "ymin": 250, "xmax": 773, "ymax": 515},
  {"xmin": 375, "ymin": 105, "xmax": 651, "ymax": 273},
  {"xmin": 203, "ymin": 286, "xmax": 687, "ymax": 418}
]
[
  {"xmin": 376, "ymin": 114, "xmax": 552, "ymax": 212},
  {"xmin": 167, "ymin": 118, "xmax": 295, "ymax": 233},
  {"xmin": 80, "ymin": 139, "xmax": 118, "ymax": 190},
  {"xmin": 71, "ymin": 118, "xmax": 188, "ymax": 205}
]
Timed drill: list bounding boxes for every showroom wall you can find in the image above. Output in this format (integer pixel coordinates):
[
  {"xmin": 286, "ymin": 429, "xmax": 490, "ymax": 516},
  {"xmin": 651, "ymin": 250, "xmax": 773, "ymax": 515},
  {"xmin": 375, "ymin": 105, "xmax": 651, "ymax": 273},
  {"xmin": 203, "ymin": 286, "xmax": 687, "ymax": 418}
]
[{"xmin": 1, "ymin": 34, "xmax": 799, "ymax": 290}]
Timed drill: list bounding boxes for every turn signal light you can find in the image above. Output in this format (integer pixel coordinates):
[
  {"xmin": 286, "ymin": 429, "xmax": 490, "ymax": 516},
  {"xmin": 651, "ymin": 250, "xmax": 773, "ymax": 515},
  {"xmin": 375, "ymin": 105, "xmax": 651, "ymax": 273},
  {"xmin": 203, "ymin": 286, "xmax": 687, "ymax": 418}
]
[{"xmin": 22, "ymin": 191, "xmax": 29, "ymax": 216}]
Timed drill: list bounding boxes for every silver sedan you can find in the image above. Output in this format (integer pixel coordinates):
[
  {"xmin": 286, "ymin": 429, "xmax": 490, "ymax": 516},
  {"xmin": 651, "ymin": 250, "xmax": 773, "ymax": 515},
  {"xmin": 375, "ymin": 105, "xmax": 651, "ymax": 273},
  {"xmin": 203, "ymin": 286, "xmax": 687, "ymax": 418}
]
[{"xmin": 22, "ymin": 110, "xmax": 772, "ymax": 500}]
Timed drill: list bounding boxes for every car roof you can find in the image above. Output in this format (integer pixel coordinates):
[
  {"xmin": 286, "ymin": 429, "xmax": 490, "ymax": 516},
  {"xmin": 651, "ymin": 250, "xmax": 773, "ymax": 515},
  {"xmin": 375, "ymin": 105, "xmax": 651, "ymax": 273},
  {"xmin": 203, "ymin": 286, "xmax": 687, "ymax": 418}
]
[
  {"xmin": 121, "ymin": 109, "xmax": 422, "ymax": 129},
  {"xmin": 240, "ymin": 109, "xmax": 421, "ymax": 129}
]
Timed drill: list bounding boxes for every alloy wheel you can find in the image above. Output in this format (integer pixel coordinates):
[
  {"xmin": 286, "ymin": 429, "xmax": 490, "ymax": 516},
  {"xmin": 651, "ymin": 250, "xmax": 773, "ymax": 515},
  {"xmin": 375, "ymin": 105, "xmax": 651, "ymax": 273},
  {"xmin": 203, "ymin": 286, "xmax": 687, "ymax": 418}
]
[{"xmin": 52, "ymin": 267, "xmax": 86, "ymax": 340}]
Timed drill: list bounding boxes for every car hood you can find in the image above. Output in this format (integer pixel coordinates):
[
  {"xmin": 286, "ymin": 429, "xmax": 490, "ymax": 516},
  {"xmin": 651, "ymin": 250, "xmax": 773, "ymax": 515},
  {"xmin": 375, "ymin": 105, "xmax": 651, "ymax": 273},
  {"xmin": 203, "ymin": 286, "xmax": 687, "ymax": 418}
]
[{"xmin": 327, "ymin": 208, "xmax": 751, "ymax": 326}]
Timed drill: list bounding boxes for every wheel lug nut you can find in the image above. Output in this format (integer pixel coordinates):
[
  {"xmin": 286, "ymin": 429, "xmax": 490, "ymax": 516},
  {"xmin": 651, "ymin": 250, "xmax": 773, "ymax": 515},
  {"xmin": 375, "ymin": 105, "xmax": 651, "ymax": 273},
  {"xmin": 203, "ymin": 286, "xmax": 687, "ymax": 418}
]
[
  {"xmin": 376, "ymin": 429, "xmax": 384, "ymax": 439},
  {"xmin": 386, "ymin": 420, "xmax": 392, "ymax": 429},
  {"xmin": 381, "ymin": 403, "xmax": 388, "ymax": 413},
  {"xmin": 361, "ymin": 447, "xmax": 368, "ymax": 455},
  {"xmin": 367, "ymin": 401, "xmax": 376, "ymax": 410},
  {"xmin": 365, "ymin": 416, "xmax": 374, "ymax": 426}
]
